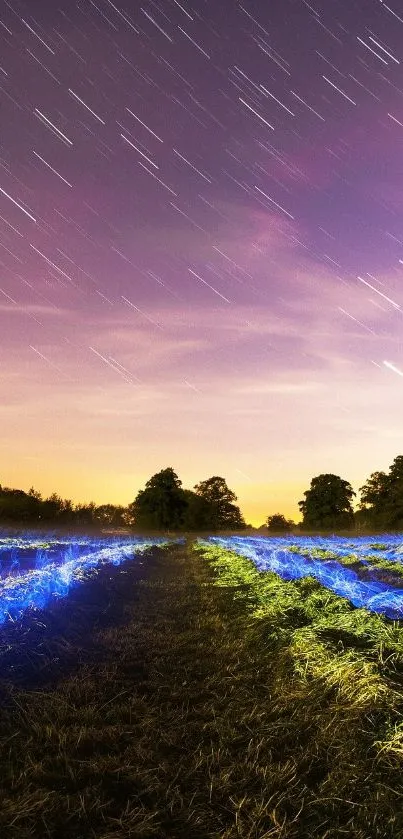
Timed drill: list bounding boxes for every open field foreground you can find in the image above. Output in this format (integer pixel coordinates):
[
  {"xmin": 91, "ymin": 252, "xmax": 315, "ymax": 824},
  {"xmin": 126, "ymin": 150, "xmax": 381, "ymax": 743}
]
[{"xmin": 1, "ymin": 541, "xmax": 403, "ymax": 838}]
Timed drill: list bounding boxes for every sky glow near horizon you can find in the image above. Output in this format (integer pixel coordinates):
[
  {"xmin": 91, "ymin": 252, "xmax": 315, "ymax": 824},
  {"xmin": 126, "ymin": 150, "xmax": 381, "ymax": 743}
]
[{"xmin": 1, "ymin": 0, "xmax": 403, "ymax": 524}]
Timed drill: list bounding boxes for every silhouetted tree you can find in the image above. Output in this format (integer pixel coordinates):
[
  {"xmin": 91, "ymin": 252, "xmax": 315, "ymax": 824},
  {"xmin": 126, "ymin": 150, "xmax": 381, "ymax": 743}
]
[
  {"xmin": 358, "ymin": 470, "xmax": 390, "ymax": 529},
  {"xmin": 359, "ymin": 456, "xmax": 403, "ymax": 530},
  {"xmin": 93, "ymin": 504, "xmax": 127, "ymax": 528},
  {"xmin": 74, "ymin": 502, "xmax": 96, "ymax": 526},
  {"xmin": 128, "ymin": 467, "xmax": 187, "ymax": 531},
  {"xmin": 266, "ymin": 513, "xmax": 295, "ymax": 533},
  {"xmin": 0, "ymin": 487, "xmax": 42, "ymax": 522},
  {"xmin": 182, "ymin": 489, "xmax": 212, "ymax": 531},
  {"xmin": 0, "ymin": 483, "xmax": 131, "ymax": 528},
  {"xmin": 299, "ymin": 473, "xmax": 355, "ymax": 531},
  {"xmin": 194, "ymin": 476, "xmax": 245, "ymax": 530},
  {"xmin": 384, "ymin": 456, "xmax": 403, "ymax": 528},
  {"xmin": 28, "ymin": 487, "xmax": 42, "ymax": 502},
  {"xmin": 41, "ymin": 493, "xmax": 73, "ymax": 522}
]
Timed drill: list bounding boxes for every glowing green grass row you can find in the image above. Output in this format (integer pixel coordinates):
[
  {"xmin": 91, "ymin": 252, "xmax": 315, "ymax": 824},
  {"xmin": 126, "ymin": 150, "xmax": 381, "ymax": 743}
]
[
  {"xmin": 194, "ymin": 541, "xmax": 403, "ymax": 761},
  {"xmin": 288, "ymin": 544, "xmax": 403, "ymax": 579}
]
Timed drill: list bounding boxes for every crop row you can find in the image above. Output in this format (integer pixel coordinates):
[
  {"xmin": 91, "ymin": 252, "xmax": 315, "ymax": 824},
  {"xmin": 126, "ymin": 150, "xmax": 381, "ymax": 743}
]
[
  {"xmin": 0, "ymin": 537, "xmax": 171, "ymax": 625},
  {"xmin": 195, "ymin": 540, "xmax": 403, "ymax": 766},
  {"xmin": 204, "ymin": 536, "xmax": 403, "ymax": 619}
]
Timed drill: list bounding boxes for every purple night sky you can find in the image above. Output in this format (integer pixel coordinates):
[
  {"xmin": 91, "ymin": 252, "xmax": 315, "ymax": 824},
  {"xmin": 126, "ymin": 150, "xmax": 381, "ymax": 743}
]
[{"xmin": 1, "ymin": 0, "xmax": 403, "ymax": 524}]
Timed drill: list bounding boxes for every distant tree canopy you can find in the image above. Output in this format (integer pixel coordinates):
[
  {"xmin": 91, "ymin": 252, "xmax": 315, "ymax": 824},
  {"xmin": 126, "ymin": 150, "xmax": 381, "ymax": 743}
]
[
  {"xmin": 193, "ymin": 476, "xmax": 246, "ymax": 531},
  {"xmin": 299, "ymin": 473, "xmax": 355, "ymax": 531},
  {"xmin": 128, "ymin": 470, "xmax": 246, "ymax": 532},
  {"xmin": 128, "ymin": 468, "xmax": 187, "ymax": 531},
  {"xmin": 93, "ymin": 504, "xmax": 128, "ymax": 528},
  {"xmin": 0, "ymin": 487, "xmax": 43, "ymax": 522},
  {"xmin": 266, "ymin": 513, "xmax": 295, "ymax": 533},
  {"xmin": 181, "ymin": 489, "xmax": 212, "ymax": 531},
  {"xmin": 0, "ymin": 485, "xmax": 127, "ymax": 528},
  {"xmin": 359, "ymin": 456, "xmax": 403, "ymax": 530}
]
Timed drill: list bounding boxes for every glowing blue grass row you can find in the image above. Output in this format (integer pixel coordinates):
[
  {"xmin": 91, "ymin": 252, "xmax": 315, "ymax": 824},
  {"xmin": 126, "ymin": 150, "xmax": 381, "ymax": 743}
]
[
  {"xmin": 282, "ymin": 534, "xmax": 403, "ymax": 565},
  {"xmin": 0, "ymin": 544, "xmax": 104, "ymax": 579},
  {"xmin": 204, "ymin": 537, "xmax": 403, "ymax": 620},
  {"xmin": 0, "ymin": 534, "xmax": 169, "ymax": 580},
  {"xmin": 0, "ymin": 538, "xmax": 169, "ymax": 626}
]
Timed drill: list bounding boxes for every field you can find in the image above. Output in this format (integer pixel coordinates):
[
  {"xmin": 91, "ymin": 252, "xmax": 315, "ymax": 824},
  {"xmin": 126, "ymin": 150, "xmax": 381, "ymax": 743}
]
[
  {"xmin": 0, "ymin": 532, "xmax": 173, "ymax": 624},
  {"xmin": 1, "ymin": 532, "xmax": 403, "ymax": 837},
  {"xmin": 206, "ymin": 535, "xmax": 403, "ymax": 617}
]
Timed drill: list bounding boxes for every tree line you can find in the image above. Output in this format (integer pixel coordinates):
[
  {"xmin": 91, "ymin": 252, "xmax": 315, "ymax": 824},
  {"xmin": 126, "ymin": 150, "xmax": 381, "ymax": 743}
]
[
  {"xmin": 0, "ymin": 469, "xmax": 245, "ymax": 531},
  {"xmin": 2, "ymin": 456, "xmax": 403, "ymax": 532},
  {"xmin": 0, "ymin": 486, "xmax": 129, "ymax": 528},
  {"xmin": 269, "ymin": 455, "xmax": 403, "ymax": 533}
]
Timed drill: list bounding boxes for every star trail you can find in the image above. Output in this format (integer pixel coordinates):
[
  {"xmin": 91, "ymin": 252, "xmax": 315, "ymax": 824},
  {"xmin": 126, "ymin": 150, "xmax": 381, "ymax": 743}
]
[{"xmin": 1, "ymin": 0, "xmax": 403, "ymax": 524}]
